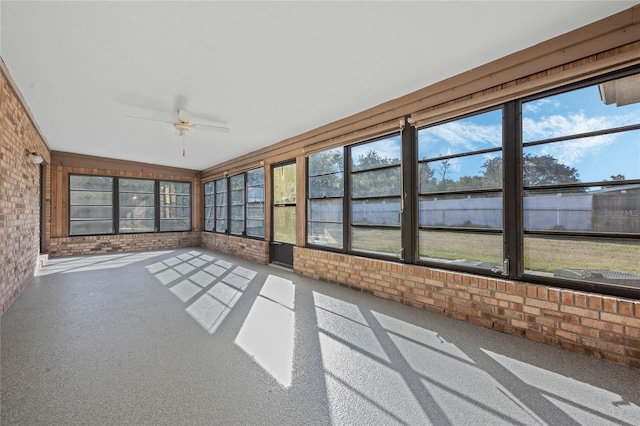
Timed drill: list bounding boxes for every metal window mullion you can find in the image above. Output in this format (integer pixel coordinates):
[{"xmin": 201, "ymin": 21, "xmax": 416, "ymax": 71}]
[
  {"xmin": 114, "ymin": 177, "xmax": 120, "ymax": 234},
  {"xmin": 503, "ymin": 101, "xmax": 521, "ymax": 278},
  {"xmin": 344, "ymin": 145, "xmax": 352, "ymax": 253},
  {"xmin": 402, "ymin": 117, "xmax": 416, "ymax": 264}
]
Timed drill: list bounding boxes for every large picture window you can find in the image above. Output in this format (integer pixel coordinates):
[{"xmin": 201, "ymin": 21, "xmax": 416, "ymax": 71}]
[
  {"xmin": 119, "ymin": 178, "xmax": 155, "ymax": 233},
  {"xmin": 69, "ymin": 175, "xmax": 191, "ymax": 236},
  {"xmin": 160, "ymin": 181, "xmax": 191, "ymax": 232},
  {"xmin": 520, "ymin": 73, "xmax": 640, "ymax": 288},
  {"xmin": 69, "ymin": 175, "xmax": 114, "ymax": 235},
  {"xmin": 204, "ymin": 181, "xmax": 215, "ymax": 232},
  {"xmin": 230, "ymin": 174, "xmax": 245, "ymax": 235},
  {"xmin": 246, "ymin": 167, "xmax": 265, "ymax": 238},
  {"xmin": 350, "ymin": 136, "xmax": 402, "ymax": 257},
  {"xmin": 308, "ymin": 147, "xmax": 344, "ymax": 249},
  {"xmin": 417, "ymin": 108, "xmax": 504, "ymax": 272},
  {"xmin": 215, "ymin": 178, "xmax": 228, "ymax": 233}
]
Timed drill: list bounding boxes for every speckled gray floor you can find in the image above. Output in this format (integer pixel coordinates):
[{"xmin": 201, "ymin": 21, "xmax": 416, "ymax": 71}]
[{"xmin": 2, "ymin": 247, "xmax": 639, "ymax": 425}]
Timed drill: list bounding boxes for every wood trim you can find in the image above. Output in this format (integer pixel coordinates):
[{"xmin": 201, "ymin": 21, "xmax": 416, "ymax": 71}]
[
  {"xmin": 410, "ymin": 42, "xmax": 640, "ymax": 127},
  {"xmin": 201, "ymin": 5, "xmax": 640, "ymax": 176},
  {"xmin": 51, "ymin": 151, "xmax": 198, "ymax": 178}
]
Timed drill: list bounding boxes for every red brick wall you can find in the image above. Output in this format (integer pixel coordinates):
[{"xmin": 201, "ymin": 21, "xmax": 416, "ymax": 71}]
[
  {"xmin": 48, "ymin": 232, "xmax": 201, "ymax": 257},
  {"xmin": 0, "ymin": 68, "xmax": 50, "ymax": 314},
  {"xmin": 201, "ymin": 232, "xmax": 269, "ymax": 264},
  {"xmin": 294, "ymin": 247, "xmax": 640, "ymax": 368}
]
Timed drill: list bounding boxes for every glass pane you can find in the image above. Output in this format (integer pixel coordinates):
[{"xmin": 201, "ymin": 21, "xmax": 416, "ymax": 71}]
[
  {"xmin": 524, "ymin": 236, "xmax": 640, "ymax": 288},
  {"xmin": 216, "ymin": 219, "xmax": 227, "ymax": 233},
  {"xmin": 230, "ymin": 174, "xmax": 244, "ymax": 190},
  {"xmin": 308, "ymin": 222, "xmax": 343, "ymax": 248},
  {"xmin": 351, "ymin": 227, "xmax": 401, "ymax": 256},
  {"xmin": 231, "ymin": 189, "xmax": 245, "ymax": 205},
  {"xmin": 231, "ymin": 205, "xmax": 244, "ymax": 220},
  {"xmin": 70, "ymin": 191, "xmax": 112, "ymax": 205},
  {"xmin": 204, "ymin": 194, "xmax": 215, "ymax": 208},
  {"xmin": 216, "ymin": 192, "xmax": 227, "ymax": 206},
  {"xmin": 247, "ymin": 187, "xmax": 264, "ymax": 203},
  {"xmin": 273, "ymin": 205, "xmax": 296, "ymax": 244},
  {"xmin": 525, "ymin": 187, "xmax": 640, "ymax": 233},
  {"xmin": 309, "ymin": 173, "xmax": 344, "ymax": 198},
  {"xmin": 418, "ymin": 109, "xmax": 503, "ymax": 159},
  {"xmin": 70, "ymin": 220, "xmax": 113, "ymax": 235},
  {"xmin": 216, "ymin": 205, "xmax": 227, "ymax": 219},
  {"xmin": 420, "ymin": 154, "xmax": 502, "ymax": 193},
  {"xmin": 351, "ymin": 136, "xmax": 401, "ymax": 171},
  {"xmin": 119, "ymin": 179, "xmax": 154, "ymax": 193},
  {"xmin": 419, "ymin": 193, "xmax": 502, "ymax": 229},
  {"xmin": 120, "ymin": 193, "xmax": 154, "ymax": 207},
  {"xmin": 160, "ymin": 219, "xmax": 190, "ymax": 232},
  {"xmin": 70, "ymin": 175, "xmax": 113, "ymax": 191},
  {"xmin": 352, "ymin": 198, "xmax": 401, "ymax": 226},
  {"xmin": 119, "ymin": 219, "xmax": 155, "ymax": 233},
  {"xmin": 352, "ymin": 167, "xmax": 401, "ymax": 198},
  {"xmin": 523, "ymin": 130, "xmax": 640, "ymax": 186},
  {"xmin": 231, "ymin": 220, "xmax": 244, "ymax": 235},
  {"xmin": 161, "ymin": 206, "xmax": 190, "ymax": 220},
  {"xmin": 309, "ymin": 147, "xmax": 344, "ymax": 176},
  {"xmin": 247, "ymin": 202, "xmax": 265, "ymax": 219},
  {"xmin": 160, "ymin": 181, "xmax": 190, "ymax": 194},
  {"xmin": 247, "ymin": 167, "xmax": 264, "ymax": 186},
  {"xmin": 69, "ymin": 206, "xmax": 113, "ymax": 219},
  {"xmin": 273, "ymin": 163, "xmax": 296, "ymax": 204},
  {"xmin": 204, "ymin": 181, "xmax": 215, "ymax": 196},
  {"xmin": 215, "ymin": 178, "xmax": 227, "ymax": 193},
  {"xmin": 419, "ymin": 230, "xmax": 503, "ymax": 271},
  {"xmin": 120, "ymin": 206, "xmax": 154, "ymax": 219},
  {"xmin": 246, "ymin": 220, "xmax": 264, "ymax": 238},
  {"xmin": 522, "ymin": 74, "xmax": 640, "ymax": 143},
  {"xmin": 308, "ymin": 199, "xmax": 343, "ymax": 223}
]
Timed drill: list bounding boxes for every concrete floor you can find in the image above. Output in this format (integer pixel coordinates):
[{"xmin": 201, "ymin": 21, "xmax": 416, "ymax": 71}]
[{"xmin": 2, "ymin": 247, "xmax": 639, "ymax": 425}]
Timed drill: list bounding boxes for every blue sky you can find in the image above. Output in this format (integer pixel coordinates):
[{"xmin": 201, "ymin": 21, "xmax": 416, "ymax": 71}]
[{"xmin": 416, "ymin": 78, "xmax": 640, "ymax": 184}]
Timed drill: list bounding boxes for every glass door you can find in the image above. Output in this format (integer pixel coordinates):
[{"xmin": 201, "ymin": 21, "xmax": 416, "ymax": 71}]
[{"xmin": 271, "ymin": 162, "xmax": 297, "ymax": 267}]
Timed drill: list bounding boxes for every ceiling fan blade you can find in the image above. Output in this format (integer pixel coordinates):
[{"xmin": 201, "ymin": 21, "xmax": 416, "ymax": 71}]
[
  {"xmin": 192, "ymin": 123, "xmax": 230, "ymax": 133},
  {"xmin": 177, "ymin": 109, "xmax": 191, "ymax": 123},
  {"xmin": 126, "ymin": 115, "xmax": 174, "ymax": 124}
]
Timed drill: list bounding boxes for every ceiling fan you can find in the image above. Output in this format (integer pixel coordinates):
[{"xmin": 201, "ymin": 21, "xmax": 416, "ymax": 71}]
[{"xmin": 127, "ymin": 109, "xmax": 230, "ymax": 156}]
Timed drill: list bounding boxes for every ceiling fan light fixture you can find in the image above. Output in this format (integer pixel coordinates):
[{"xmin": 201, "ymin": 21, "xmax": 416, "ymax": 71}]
[{"xmin": 173, "ymin": 121, "xmax": 192, "ymax": 135}]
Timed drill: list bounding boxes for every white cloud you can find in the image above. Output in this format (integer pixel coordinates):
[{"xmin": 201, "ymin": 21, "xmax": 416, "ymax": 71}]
[{"xmin": 523, "ymin": 110, "xmax": 640, "ymax": 166}]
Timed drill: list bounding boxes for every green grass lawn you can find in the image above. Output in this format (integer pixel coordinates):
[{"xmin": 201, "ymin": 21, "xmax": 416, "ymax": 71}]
[{"xmin": 346, "ymin": 228, "xmax": 639, "ymax": 275}]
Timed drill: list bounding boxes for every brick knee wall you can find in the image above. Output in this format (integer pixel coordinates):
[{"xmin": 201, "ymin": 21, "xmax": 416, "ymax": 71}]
[
  {"xmin": 294, "ymin": 247, "xmax": 640, "ymax": 368},
  {"xmin": 48, "ymin": 232, "xmax": 201, "ymax": 257},
  {"xmin": 201, "ymin": 232, "xmax": 269, "ymax": 264}
]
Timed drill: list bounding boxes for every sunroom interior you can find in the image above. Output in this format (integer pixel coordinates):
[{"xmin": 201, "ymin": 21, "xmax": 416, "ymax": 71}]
[{"xmin": 1, "ymin": 0, "xmax": 639, "ymax": 398}]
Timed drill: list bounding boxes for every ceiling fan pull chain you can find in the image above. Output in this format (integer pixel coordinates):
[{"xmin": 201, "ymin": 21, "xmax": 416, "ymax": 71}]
[{"xmin": 182, "ymin": 133, "xmax": 186, "ymax": 157}]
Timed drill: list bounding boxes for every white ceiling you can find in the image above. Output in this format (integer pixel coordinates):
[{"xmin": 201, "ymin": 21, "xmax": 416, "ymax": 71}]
[{"xmin": 1, "ymin": 1, "xmax": 636, "ymax": 171}]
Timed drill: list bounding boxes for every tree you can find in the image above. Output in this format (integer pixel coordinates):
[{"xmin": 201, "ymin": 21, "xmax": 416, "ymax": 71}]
[{"xmin": 523, "ymin": 153, "xmax": 580, "ymax": 186}]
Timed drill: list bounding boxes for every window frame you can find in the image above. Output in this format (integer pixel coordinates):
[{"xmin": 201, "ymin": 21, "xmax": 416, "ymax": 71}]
[
  {"xmin": 303, "ymin": 66, "xmax": 640, "ymax": 299},
  {"xmin": 204, "ymin": 167, "xmax": 265, "ymax": 240},
  {"xmin": 68, "ymin": 174, "xmax": 192, "ymax": 236}
]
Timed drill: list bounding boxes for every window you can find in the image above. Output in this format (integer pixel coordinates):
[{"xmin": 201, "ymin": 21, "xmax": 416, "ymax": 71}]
[
  {"xmin": 230, "ymin": 174, "xmax": 245, "ymax": 235},
  {"xmin": 204, "ymin": 181, "xmax": 215, "ymax": 232},
  {"xmin": 205, "ymin": 167, "xmax": 265, "ymax": 238},
  {"xmin": 417, "ymin": 108, "xmax": 504, "ymax": 272},
  {"xmin": 246, "ymin": 167, "xmax": 265, "ymax": 238},
  {"xmin": 520, "ymin": 73, "xmax": 640, "ymax": 287},
  {"xmin": 69, "ymin": 175, "xmax": 114, "ymax": 235},
  {"xmin": 69, "ymin": 175, "xmax": 191, "ymax": 236},
  {"xmin": 119, "ymin": 178, "xmax": 155, "ymax": 233},
  {"xmin": 308, "ymin": 147, "xmax": 344, "ymax": 249},
  {"xmin": 160, "ymin": 181, "xmax": 191, "ymax": 231},
  {"xmin": 350, "ymin": 136, "xmax": 402, "ymax": 257},
  {"xmin": 215, "ymin": 178, "xmax": 228, "ymax": 233}
]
